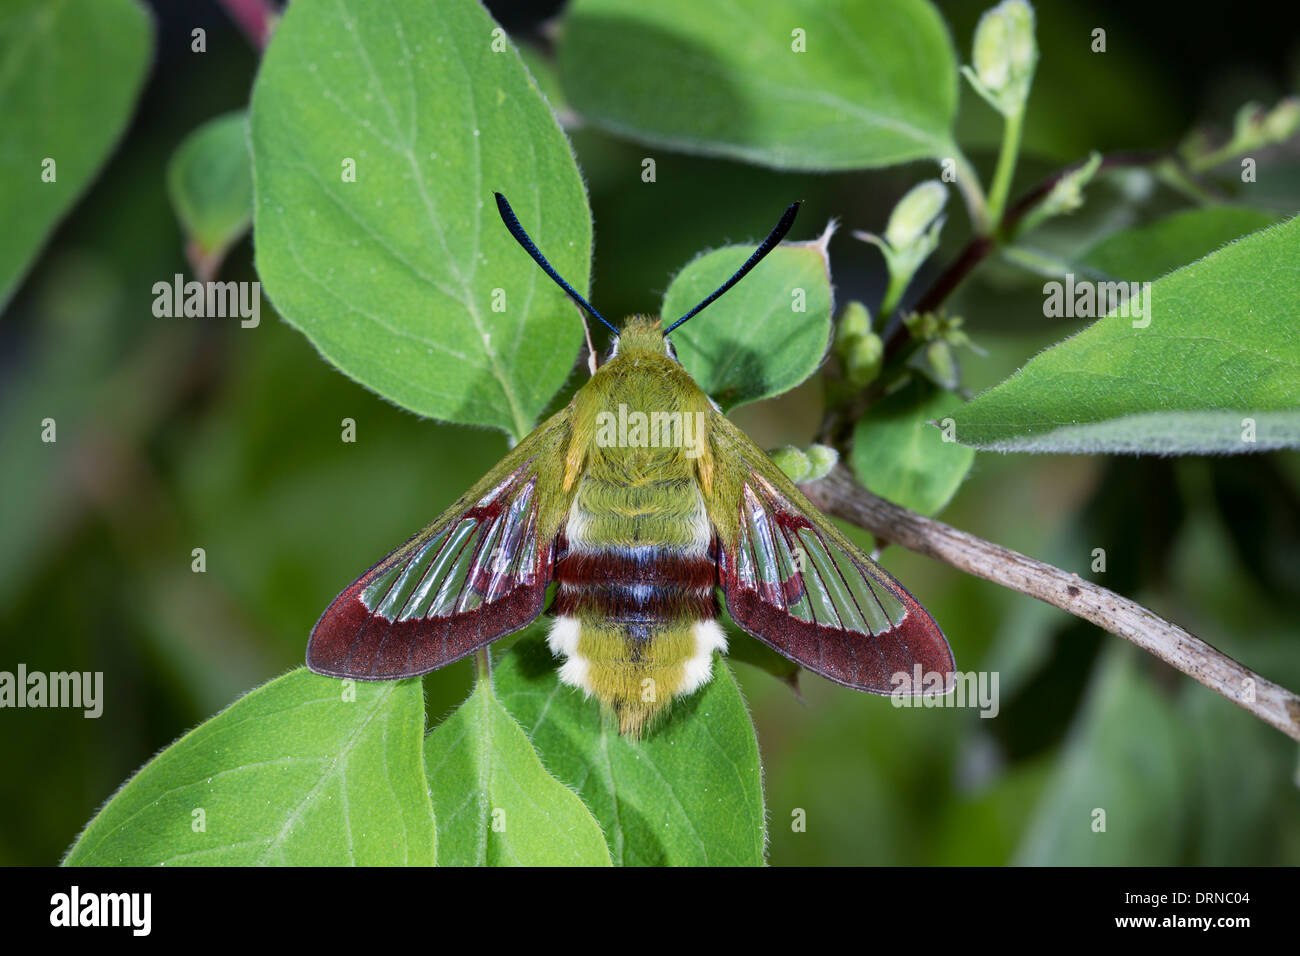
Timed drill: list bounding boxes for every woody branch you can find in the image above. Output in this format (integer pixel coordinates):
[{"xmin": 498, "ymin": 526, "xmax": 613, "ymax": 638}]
[{"xmin": 803, "ymin": 465, "xmax": 1300, "ymax": 742}]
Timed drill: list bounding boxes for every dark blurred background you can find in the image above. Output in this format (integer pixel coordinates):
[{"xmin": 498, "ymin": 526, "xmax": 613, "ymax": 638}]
[{"xmin": 1, "ymin": 0, "xmax": 1298, "ymax": 865}]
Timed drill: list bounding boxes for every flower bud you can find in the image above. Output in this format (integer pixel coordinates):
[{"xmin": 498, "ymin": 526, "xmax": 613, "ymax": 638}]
[
  {"xmin": 885, "ymin": 180, "xmax": 948, "ymax": 250},
  {"xmin": 803, "ymin": 445, "xmax": 840, "ymax": 482},
  {"xmin": 965, "ymin": 0, "xmax": 1037, "ymax": 116},
  {"xmin": 768, "ymin": 445, "xmax": 811, "ymax": 483},
  {"xmin": 1262, "ymin": 96, "xmax": 1300, "ymax": 143},
  {"xmin": 1016, "ymin": 152, "xmax": 1101, "ymax": 234},
  {"xmin": 844, "ymin": 331, "xmax": 884, "ymax": 388},
  {"xmin": 835, "ymin": 301, "xmax": 873, "ymax": 350}
]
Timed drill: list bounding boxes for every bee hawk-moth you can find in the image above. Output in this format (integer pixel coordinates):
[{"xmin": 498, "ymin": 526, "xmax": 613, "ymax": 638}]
[{"xmin": 306, "ymin": 194, "xmax": 954, "ymax": 736}]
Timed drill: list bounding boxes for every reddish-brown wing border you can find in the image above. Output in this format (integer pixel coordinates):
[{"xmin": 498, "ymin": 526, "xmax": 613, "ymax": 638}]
[
  {"xmin": 307, "ymin": 465, "xmax": 553, "ymax": 680},
  {"xmin": 712, "ymin": 420, "xmax": 954, "ymax": 694}
]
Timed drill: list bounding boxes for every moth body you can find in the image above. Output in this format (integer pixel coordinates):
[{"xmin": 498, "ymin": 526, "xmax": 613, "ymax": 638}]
[{"xmin": 549, "ymin": 319, "xmax": 726, "ymax": 734}]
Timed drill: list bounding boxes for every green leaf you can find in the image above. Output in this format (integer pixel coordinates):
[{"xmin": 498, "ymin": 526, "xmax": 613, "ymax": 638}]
[
  {"xmin": 515, "ymin": 43, "xmax": 571, "ymax": 121},
  {"xmin": 662, "ymin": 234, "xmax": 832, "ymax": 409},
  {"xmin": 167, "ymin": 112, "xmax": 253, "ymax": 280},
  {"xmin": 423, "ymin": 675, "xmax": 612, "ymax": 867},
  {"xmin": 851, "ymin": 377, "xmax": 973, "ymax": 516},
  {"xmin": 558, "ymin": 0, "xmax": 959, "ymax": 170},
  {"xmin": 953, "ymin": 216, "xmax": 1300, "ymax": 454},
  {"xmin": 1015, "ymin": 646, "xmax": 1187, "ymax": 864},
  {"xmin": 65, "ymin": 669, "xmax": 436, "ymax": 866},
  {"xmin": 250, "ymin": 0, "xmax": 590, "ymax": 439},
  {"xmin": 0, "ymin": 0, "xmax": 152, "ymax": 309},
  {"xmin": 1079, "ymin": 206, "xmax": 1279, "ymax": 282},
  {"xmin": 493, "ymin": 630, "xmax": 766, "ymax": 866}
]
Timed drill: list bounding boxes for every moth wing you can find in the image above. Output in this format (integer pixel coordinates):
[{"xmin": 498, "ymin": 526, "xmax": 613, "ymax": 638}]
[
  {"xmin": 707, "ymin": 414, "xmax": 954, "ymax": 694},
  {"xmin": 307, "ymin": 407, "xmax": 575, "ymax": 680}
]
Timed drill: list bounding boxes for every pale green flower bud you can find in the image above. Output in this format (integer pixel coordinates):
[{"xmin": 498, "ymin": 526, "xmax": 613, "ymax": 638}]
[
  {"xmin": 855, "ymin": 183, "xmax": 947, "ymax": 315},
  {"xmin": 885, "ymin": 180, "xmax": 948, "ymax": 250},
  {"xmin": 843, "ymin": 331, "xmax": 884, "ymax": 388},
  {"xmin": 964, "ymin": 0, "xmax": 1038, "ymax": 117},
  {"xmin": 834, "ymin": 301, "xmax": 873, "ymax": 355},
  {"xmin": 803, "ymin": 445, "xmax": 840, "ymax": 482},
  {"xmin": 1016, "ymin": 152, "xmax": 1101, "ymax": 234},
  {"xmin": 1262, "ymin": 97, "xmax": 1300, "ymax": 143},
  {"xmin": 769, "ymin": 445, "xmax": 811, "ymax": 483}
]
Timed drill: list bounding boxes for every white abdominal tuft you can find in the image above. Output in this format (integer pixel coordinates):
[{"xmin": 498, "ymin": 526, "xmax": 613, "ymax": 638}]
[
  {"xmin": 549, "ymin": 615, "xmax": 594, "ymax": 695},
  {"xmin": 557, "ymin": 656, "xmax": 592, "ymax": 696},
  {"xmin": 547, "ymin": 614, "xmax": 581, "ymax": 656},
  {"xmin": 679, "ymin": 619, "xmax": 728, "ymax": 695}
]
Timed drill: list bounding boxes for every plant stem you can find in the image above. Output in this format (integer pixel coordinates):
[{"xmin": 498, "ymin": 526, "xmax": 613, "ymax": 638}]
[
  {"xmin": 475, "ymin": 647, "xmax": 492, "ymax": 683},
  {"xmin": 878, "ymin": 267, "xmax": 910, "ymax": 320},
  {"xmin": 803, "ymin": 466, "xmax": 1300, "ymax": 742},
  {"xmin": 874, "ymin": 150, "xmax": 1163, "ymax": 369},
  {"xmin": 1154, "ymin": 158, "xmax": 1222, "ymax": 205},
  {"xmin": 949, "ymin": 150, "xmax": 990, "ymax": 233},
  {"xmin": 985, "ymin": 109, "xmax": 1025, "ymax": 229}
]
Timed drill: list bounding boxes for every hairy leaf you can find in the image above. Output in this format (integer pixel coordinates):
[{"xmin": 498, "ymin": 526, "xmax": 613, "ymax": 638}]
[
  {"xmin": 167, "ymin": 112, "xmax": 253, "ymax": 280},
  {"xmin": 954, "ymin": 216, "xmax": 1300, "ymax": 453},
  {"xmin": 0, "ymin": 0, "xmax": 151, "ymax": 309},
  {"xmin": 424, "ymin": 677, "xmax": 612, "ymax": 866},
  {"xmin": 558, "ymin": 0, "xmax": 959, "ymax": 170},
  {"xmin": 251, "ymin": 0, "xmax": 590, "ymax": 438},
  {"xmin": 1079, "ymin": 206, "xmax": 1279, "ymax": 282},
  {"xmin": 852, "ymin": 377, "xmax": 973, "ymax": 516},
  {"xmin": 65, "ymin": 670, "xmax": 435, "ymax": 866},
  {"xmin": 494, "ymin": 630, "xmax": 766, "ymax": 866},
  {"xmin": 662, "ymin": 235, "xmax": 833, "ymax": 409}
]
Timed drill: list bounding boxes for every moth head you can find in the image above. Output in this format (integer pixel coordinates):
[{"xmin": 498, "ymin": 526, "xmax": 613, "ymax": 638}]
[{"xmin": 492, "ymin": 192, "xmax": 801, "ymax": 366}]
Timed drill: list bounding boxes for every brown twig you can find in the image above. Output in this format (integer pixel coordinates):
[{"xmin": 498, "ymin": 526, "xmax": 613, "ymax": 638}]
[{"xmin": 803, "ymin": 465, "xmax": 1300, "ymax": 742}]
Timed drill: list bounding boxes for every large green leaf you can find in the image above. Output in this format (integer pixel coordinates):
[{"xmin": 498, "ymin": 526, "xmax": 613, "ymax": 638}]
[
  {"xmin": 852, "ymin": 377, "xmax": 973, "ymax": 516},
  {"xmin": 65, "ymin": 669, "xmax": 436, "ymax": 866},
  {"xmin": 1078, "ymin": 206, "xmax": 1279, "ymax": 282},
  {"xmin": 1014, "ymin": 646, "xmax": 1187, "ymax": 864},
  {"xmin": 662, "ymin": 235, "xmax": 832, "ymax": 410},
  {"xmin": 494, "ymin": 630, "xmax": 766, "ymax": 866},
  {"xmin": 167, "ymin": 112, "xmax": 253, "ymax": 280},
  {"xmin": 0, "ymin": 0, "xmax": 151, "ymax": 309},
  {"xmin": 954, "ymin": 216, "xmax": 1300, "ymax": 453},
  {"xmin": 423, "ymin": 675, "xmax": 612, "ymax": 867},
  {"xmin": 251, "ymin": 0, "xmax": 590, "ymax": 439},
  {"xmin": 558, "ymin": 0, "xmax": 959, "ymax": 170}
]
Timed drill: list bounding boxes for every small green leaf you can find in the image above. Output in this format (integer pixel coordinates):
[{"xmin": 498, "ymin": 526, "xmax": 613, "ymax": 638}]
[
  {"xmin": 423, "ymin": 676, "xmax": 612, "ymax": 867},
  {"xmin": 167, "ymin": 112, "xmax": 254, "ymax": 280},
  {"xmin": 250, "ymin": 0, "xmax": 590, "ymax": 439},
  {"xmin": 1079, "ymin": 206, "xmax": 1279, "ymax": 282},
  {"xmin": 64, "ymin": 669, "xmax": 435, "ymax": 866},
  {"xmin": 558, "ymin": 0, "xmax": 959, "ymax": 170},
  {"xmin": 1015, "ymin": 646, "xmax": 1187, "ymax": 864},
  {"xmin": 954, "ymin": 216, "xmax": 1300, "ymax": 454},
  {"xmin": 662, "ymin": 235, "xmax": 832, "ymax": 409},
  {"xmin": 0, "ymin": 0, "xmax": 152, "ymax": 309},
  {"xmin": 852, "ymin": 378, "xmax": 973, "ymax": 516},
  {"xmin": 494, "ymin": 630, "xmax": 766, "ymax": 866}
]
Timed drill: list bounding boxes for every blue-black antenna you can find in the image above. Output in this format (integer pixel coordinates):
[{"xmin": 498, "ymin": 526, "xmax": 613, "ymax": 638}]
[
  {"xmin": 494, "ymin": 192, "xmax": 619, "ymax": 336},
  {"xmin": 664, "ymin": 200, "xmax": 801, "ymax": 335}
]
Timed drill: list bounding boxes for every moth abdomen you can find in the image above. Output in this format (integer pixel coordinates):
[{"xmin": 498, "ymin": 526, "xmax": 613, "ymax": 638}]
[
  {"xmin": 552, "ymin": 549, "xmax": 715, "ymax": 620},
  {"xmin": 550, "ymin": 543, "xmax": 725, "ymax": 736}
]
